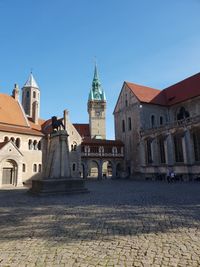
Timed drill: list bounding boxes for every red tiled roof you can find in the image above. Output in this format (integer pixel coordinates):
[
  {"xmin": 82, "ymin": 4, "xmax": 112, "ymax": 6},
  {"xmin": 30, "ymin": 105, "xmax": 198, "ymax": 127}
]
[
  {"xmin": 0, "ymin": 124, "xmax": 44, "ymax": 136},
  {"xmin": 125, "ymin": 82, "xmax": 165, "ymax": 105},
  {"xmin": 0, "ymin": 93, "xmax": 29, "ymax": 127},
  {"xmin": 125, "ymin": 72, "xmax": 200, "ymax": 106},
  {"xmin": 82, "ymin": 139, "xmax": 124, "ymax": 146},
  {"xmin": 73, "ymin": 123, "xmax": 90, "ymax": 138},
  {"xmin": 164, "ymin": 72, "xmax": 200, "ymax": 105}
]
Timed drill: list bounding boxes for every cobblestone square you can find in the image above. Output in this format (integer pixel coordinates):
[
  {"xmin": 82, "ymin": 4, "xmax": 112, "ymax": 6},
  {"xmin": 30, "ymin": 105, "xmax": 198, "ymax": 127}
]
[{"xmin": 0, "ymin": 180, "xmax": 200, "ymax": 267}]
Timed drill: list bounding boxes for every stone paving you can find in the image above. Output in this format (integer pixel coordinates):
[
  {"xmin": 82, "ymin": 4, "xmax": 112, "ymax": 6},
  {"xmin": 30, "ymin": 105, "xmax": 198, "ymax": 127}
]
[{"xmin": 0, "ymin": 180, "xmax": 200, "ymax": 267}]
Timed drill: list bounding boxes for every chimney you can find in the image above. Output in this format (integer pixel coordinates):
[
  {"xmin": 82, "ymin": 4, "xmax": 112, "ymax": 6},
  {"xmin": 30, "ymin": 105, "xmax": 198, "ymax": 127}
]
[
  {"xmin": 12, "ymin": 83, "xmax": 19, "ymax": 101},
  {"xmin": 32, "ymin": 101, "xmax": 39, "ymax": 124}
]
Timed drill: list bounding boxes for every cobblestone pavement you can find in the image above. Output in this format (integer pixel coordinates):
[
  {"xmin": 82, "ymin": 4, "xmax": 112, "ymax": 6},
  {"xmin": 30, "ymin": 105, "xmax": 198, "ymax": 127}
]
[{"xmin": 0, "ymin": 180, "xmax": 200, "ymax": 267}]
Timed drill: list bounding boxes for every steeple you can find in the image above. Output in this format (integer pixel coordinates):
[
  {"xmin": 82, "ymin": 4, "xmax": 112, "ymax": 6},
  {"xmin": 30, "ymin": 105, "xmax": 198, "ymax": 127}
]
[
  {"xmin": 24, "ymin": 72, "xmax": 39, "ymax": 89},
  {"xmin": 88, "ymin": 64, "xmax": 106, "ymax": 101},
  {"xmin": 88, "ymin": 64, "xmax": 106, "ymax": 139}
]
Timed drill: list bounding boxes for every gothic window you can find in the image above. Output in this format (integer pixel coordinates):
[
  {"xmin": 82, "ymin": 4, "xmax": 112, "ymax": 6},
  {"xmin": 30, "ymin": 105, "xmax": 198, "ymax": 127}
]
[
  {"xmin": 22, "ymin": 164, "xmax": 26, "ymax": 172},
  {"xmin": 38, "ymin": 164, "xmax": 42, "ymax": 173},
  {"xmin": 122, "ymin": 120, "xmax": 125, "ymax": 132},
  {"xmin": 146, "ymin": 139, "xmax": 153, "ymax": 164},
  {"xmin": 125, "ymin": 99, "xmax": 128, "ymax": 107},
  {"xmin": 160, "ymin": 116, "xmax": 163, "ymax": 125},
  {"xmin": 16, "ymin": 138, "xmax": 21, "ymax": 148},
  {"xmin": 33, "ymin": 91, "xmax": 36, "ymax": 98},
  {"xmin": 128, "ymin": 117, "xmax": 132, "ymax": 131},
  {"xmin": 177, "ymin": 107, "xmax": 190, "ymax": 121},
  {"xmin": 151, "ymin": 115, "xmax": 155, "ymax": 128},
  {"xmin": 33, "ymin": 164, "xmax": 37, "ymax": 172},
  {"xmin": 193, "ymin": 129, "xmax": 200, "ymax": 161},
  {"xmin": 72, "ymin": 163, "xmax": 76, "ymax": 172},
  {"xmin": 26, "ymin": 91, "xmax": 29, "ymax": 98},
  {"xmin": 28, "ymin": 139, "xmax": 33, "ymax": 150},
  {"xmin": 174, "ymin": 134, "xmax": 184, "ymax": 162},
  {"xmin": 158, "ymin": 137, "xmax": 166, "ymax": 164}
]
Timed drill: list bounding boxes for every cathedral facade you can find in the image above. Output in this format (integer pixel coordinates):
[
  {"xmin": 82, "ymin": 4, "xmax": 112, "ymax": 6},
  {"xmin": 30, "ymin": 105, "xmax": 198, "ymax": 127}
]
[
  {"xmin": 114, "ymin": 73, "xmax": 200, "ymax": 181},
  {"xmin": 0, "ymin": 66, "xmax": 124, "ymax": 188}
]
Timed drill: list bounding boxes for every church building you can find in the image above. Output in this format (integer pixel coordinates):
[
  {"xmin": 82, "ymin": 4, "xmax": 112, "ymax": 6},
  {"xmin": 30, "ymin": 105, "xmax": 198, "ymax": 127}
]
[
  {"xmin": 0, "ymin": 66, "xmax": 124, "ymax": 187},
  {"xmin": 114, "ymin": 72, "xmax": 200, "ymax": 181}
]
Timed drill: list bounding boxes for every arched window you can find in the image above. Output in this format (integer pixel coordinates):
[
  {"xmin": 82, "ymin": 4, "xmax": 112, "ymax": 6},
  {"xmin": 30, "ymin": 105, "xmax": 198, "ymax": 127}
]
[
  {"xmin": 26, "ymin": 91, "xmax": 29, "ymax": 98},
  {"xmin": 174, "ymin": 134, "xmax": 184, "ymax": 162},
  {"xmin": 4, "ymin": 136, "xmax": 9, "ymax": 142},
  {"xmin": 38, "ymin": 164, "xmax": 42, "ymax": 172},
  {"xmin": 28, "ymin": 139, "xmax": 33, "ymax": 150},
  {"xmin": 16, "ymin": 138, "xmax": 21, "ymax": 148},
  {"xmin": 33, "ymin": 140, "xmax": 37, "ymax": 150},
  {"xmin": 22, "ymin": 164, "xmax": 26, "ymax": 172},
  {"xmin": 177, "ymin": 107, "xmax": 190, "ymax": 120},
  {"xmin": 71, "ymin": 142, "xmax": 77, "ymax": 151},
  {"xmin": 33, "ymin": 91, "xmax": 36, "ymax": 98},
  {"xmin": 38, "ymin": 141, "xmax": 41, "ymax": 150},
  {"xmin": 33, "ymin": 164, "xmax": 37, "ymax": 172},
  {"xmin": 72, "ymin": 163, "xmax": 76, "ymax": 172},
  {"xmin": 151, "ymin": 115, "xmax": 155, "ymax": 128}
]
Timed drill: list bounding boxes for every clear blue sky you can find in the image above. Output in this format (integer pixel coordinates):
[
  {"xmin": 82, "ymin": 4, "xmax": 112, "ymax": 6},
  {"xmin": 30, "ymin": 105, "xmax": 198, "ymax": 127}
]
[{"xmin": 0, "ymin": 0, "xmax": 199, "ymax": 139}]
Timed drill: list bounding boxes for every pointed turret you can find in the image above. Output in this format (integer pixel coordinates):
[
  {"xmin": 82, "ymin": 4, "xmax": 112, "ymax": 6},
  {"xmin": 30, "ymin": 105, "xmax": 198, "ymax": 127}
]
[
  {"xmin": 24, "ymin": 73, "xmax": 39, "ymax": 89},
  {"xmin": 88, "ymin": 64, "xmax": 106, "ymax": 139},
  {"xmin": 22, "ymin": 72, "xmax": 40, "ymax": 122}
]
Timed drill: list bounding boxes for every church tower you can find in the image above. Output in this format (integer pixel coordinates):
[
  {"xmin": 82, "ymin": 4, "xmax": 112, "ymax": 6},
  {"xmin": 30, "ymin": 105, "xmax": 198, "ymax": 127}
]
[
  {"xmin": 22, "ymin": 73, "xmax": 40, "ymax": 123},
  {"xmin": 88, "ymin": 64, "xmax": 106, "ymax": 139}
]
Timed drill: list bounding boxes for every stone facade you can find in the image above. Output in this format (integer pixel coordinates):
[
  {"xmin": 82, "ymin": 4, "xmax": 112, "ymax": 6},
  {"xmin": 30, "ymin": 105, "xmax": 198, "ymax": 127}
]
[{"xmin": 114, "ymin": 74, "xmax": 200, "ymax": 180}]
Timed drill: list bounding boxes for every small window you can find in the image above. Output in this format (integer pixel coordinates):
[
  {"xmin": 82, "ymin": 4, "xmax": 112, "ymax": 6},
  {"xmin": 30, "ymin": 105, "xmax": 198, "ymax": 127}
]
[
  {"xmin": 128, "ymin": 117, "xmax": 132, "ymax": 131},
  {"xmin": 26, "ymin": 91, "xmax": 30, "ymax": 98},
  {"xmin": 33, "ymin": 140, "xmax": 37, "ymax": 150},
  {"xmin": 125, "ymin": 99, "xmax": 128, "ymax": 107},
  {"xmin": 10, "ymin": 137, "xmax": 15, "ymax": 143},
  {"xmin": 72, "ymin": 163, "xmax": 76, "ymax": 172},
  {"xmin": 33, "ymin": 91, "xmax": 36, "ymax": 98},
  {"xmin": 38, "ymin": 141, "xmax": 41, "ymax": 150},
  {"xmin": 16, "ymin": 138, "xmax": 21, "ymax": 148},
  {"xmin": 122, "ymin": 120, "xmax": 125, "ymax": 132},
  {"xmin": 38, "ymin": 164, "xmax": 42, "ymax": 173},
  {"xmin": 71, "ymin": 142, "xmax": 77, "ymax": 151},
  {"xmin": 160, "ymin": 116, "xmax": 163, "ymax": 125},
  {"xmin": 151, "ymin": 115, "xmax": 155, "ymax": 127},
  {"xmin": 33, "ymin": 164, "xmax": 37, "ymax": 172},
  {"xmin": 4, "ymin": 136, "xmax": 9, "ymax": 142},
  {"xmin": 22, "ymin": 164, "xmax": 26, "ymax": 172},
  {"xmin": 28, "ymin": 139, "xmax": 33, "ymax": 150}
]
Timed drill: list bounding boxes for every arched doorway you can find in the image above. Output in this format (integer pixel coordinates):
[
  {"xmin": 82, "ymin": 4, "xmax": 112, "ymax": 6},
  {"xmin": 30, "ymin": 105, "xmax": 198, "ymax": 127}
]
[
  {"xmin": 1, "ymin": 160, "xmax": 18, "ymax": 186},
  {"xmin": 88, "ymin": 160, "xmax": 99, "ymax": 179},
  {"xmin": 102, "ymin": 160, "xmax": 113, "ymax": 178}
]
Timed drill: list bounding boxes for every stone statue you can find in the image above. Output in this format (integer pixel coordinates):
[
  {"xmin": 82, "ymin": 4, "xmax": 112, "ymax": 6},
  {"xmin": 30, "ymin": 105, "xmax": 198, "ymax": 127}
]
[{"xmin": 51, "ymin": 116, "xmax": 65, "ymax": 132}]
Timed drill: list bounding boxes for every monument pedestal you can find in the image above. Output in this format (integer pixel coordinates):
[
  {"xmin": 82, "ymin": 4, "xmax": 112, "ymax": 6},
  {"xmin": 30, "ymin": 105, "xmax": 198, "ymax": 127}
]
[
  {"xmin": 30, "ymin": 130, "xmax": 89, "ymax": 195},
  {"xmin": 30, "ymin": 178, "xmax": 88, "ymax": 195}
]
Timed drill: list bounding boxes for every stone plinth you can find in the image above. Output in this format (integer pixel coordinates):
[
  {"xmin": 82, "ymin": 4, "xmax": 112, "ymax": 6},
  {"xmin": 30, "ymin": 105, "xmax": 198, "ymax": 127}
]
[
  {"xmin": 30, "ymin": 129, "xmax": 89, "ymax": 195},
  {"xmin": 30, "ymin": 178, "xmax": 88, "ymax": 195}
]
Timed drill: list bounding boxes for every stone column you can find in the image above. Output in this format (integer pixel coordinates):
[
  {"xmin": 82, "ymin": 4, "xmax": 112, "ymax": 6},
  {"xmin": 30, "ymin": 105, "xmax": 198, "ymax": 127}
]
[
  {"xmin": 166, "ymin": 133, "xmax": 174, "ymax": 166},
  {"xmin": 183, "ymin": 129, "xmax": 194, "ymax": 164},
  {"xmin": 98, "ymin": 160, "xmax": 103, "ymax": 180}
]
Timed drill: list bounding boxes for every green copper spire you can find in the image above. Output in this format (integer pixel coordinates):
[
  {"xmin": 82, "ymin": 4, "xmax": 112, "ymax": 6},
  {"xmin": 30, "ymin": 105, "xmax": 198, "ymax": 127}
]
[{"xmin": 88, "ymin": 63, "xmax": 106, "ymax": 101}]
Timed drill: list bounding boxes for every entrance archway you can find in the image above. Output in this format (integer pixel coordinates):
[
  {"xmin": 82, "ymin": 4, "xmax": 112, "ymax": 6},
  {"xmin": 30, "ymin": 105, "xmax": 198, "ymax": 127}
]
[
  {"xmin": 1, "ymin": 160, "xmax": 18, "ymax": 186},
  {"xmin": 88, "ymin": 160, "xmax": 99, "ymax": 179},
  {"xmin": 102, "ymin": 160, "xmax": 113, "ymax": 178}
]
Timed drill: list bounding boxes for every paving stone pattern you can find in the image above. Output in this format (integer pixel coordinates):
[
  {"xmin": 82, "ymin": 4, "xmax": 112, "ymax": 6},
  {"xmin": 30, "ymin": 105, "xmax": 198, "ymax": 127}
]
[{"xmin": 0, "ymin": 180, "xmax": 200, "ymax": 267}]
